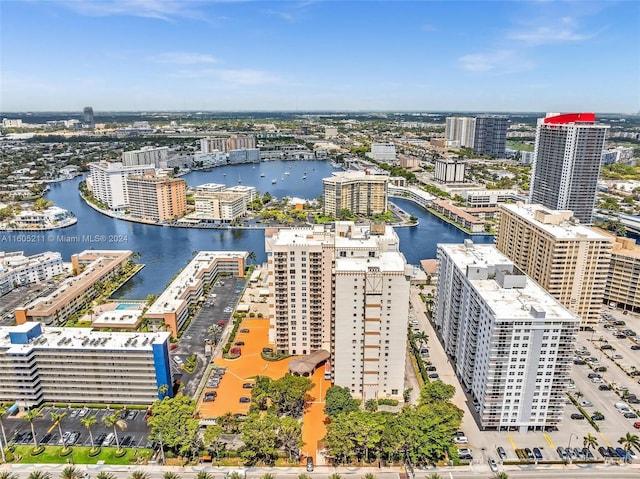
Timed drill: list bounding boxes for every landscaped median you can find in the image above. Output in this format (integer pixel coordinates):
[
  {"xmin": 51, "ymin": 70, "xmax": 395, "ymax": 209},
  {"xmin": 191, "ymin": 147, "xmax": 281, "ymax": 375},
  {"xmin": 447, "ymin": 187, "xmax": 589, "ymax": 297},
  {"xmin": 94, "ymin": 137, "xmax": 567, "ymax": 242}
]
[
  {"xmin": 567, "ymin": 392, "xmax": 600, "ymax": 432},
  {"xmin": 6, "ymin": 445, "xmax": 153, "ymax": 464}
]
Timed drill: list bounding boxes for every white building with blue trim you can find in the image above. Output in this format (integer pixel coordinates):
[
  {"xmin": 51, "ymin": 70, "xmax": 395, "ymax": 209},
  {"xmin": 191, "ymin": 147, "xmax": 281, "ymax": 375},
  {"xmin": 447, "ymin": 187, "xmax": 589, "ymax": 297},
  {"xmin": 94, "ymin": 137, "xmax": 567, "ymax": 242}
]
[{"xmin": 0, "ymin": 322, "xmax": 173, "ymax": 408}]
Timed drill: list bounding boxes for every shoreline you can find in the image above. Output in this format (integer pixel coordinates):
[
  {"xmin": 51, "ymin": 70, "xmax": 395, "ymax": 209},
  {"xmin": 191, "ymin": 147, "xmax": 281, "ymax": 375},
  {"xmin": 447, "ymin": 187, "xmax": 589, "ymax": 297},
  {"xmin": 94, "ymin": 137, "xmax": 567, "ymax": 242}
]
[
  {"xmin": 0, "ymin": 216, "xmax": 78, "ymax": 232},
  {"xmin": 79, "ymin": 189, "xmax": 418, "ymax": 230}
]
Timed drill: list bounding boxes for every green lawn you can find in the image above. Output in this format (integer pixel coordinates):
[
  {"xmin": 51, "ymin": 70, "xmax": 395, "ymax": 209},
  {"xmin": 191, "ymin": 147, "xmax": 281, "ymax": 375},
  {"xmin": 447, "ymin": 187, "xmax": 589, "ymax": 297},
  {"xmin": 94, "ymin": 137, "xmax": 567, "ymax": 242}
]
[
  {"xmin": 13, "ymin": 445, "xmax": 153, "ymax": 465},
  {"xmin": 506, "ymin": 140, "xmax": 534, "ymax": 152}
]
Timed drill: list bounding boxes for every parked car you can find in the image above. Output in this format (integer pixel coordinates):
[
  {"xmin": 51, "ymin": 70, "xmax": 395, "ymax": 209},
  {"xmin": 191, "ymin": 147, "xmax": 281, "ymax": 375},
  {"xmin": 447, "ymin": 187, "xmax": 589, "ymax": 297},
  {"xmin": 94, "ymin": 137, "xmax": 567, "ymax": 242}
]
[
  {"xmin": 557, "ymin": 447, "xmax": 567, "ymax": 460},
  {"xmin": 571, "ymin": 413, "xmax": 585, "ymax": 420},
  {"xmin": 240, "ymin": 328, "xmax": 250, "ymax": 333},
  {"xmin": 235, "ymin": 341, "xmax": 245, "ymax": 346},
  {"xmin": 242, "ymin": 383, "xmax": 254, "ymax": 389},
  {"xmin": 615, "ymin": 447, "xmax": 627, "ymax": 460},
  {"xmin": 428, "ymin": 373, "xmax": 440, "ymax": 379},
  {"xmin": 598, "ymin": 446, "xmax": 610, "ymax": 458},
  {"xmin": 488, "ymin": 458, "xmax": 498, "ymax": 472},
  {"xmin": 592, "ymin": 412, "xmax": 605, "ymax": 421},
  {"xmin": 579, "ymin": 400, "xmax": 593, "ymax": 407},
  {"xmin": 635, "ymin": 421, "xmax": 640, "ymax": 429},
  {"xmin": 573, "ymin": 359, "xmax": 586, "ymax": 365},
  {"xmin": 533, "ymin": 447, "xmax": 543, "ymax": 460},
  {"xmin": 239, "ymin": 397, "xmax": 251, "ymax": 403},
  {"xmin": 497, "ymin": 446, "xmax": 507, "ymax": 460},
  {"xmin": 574, "ymin": 448, "xmax": 585, "ymax": 460},
  {"xmin": 601, "ymin": 344, "xmax": 614, "ymax": 350},
  {"xmin": 624, "ymin": 412, "xmax": 638, "ymax": 419},
  {"xmin": 598, "ymin": 384, "xmax": 612, "ymax": 391},
  {"xmin": 306, "ymin": 457, "xmax": 314, "ymax": 472}
]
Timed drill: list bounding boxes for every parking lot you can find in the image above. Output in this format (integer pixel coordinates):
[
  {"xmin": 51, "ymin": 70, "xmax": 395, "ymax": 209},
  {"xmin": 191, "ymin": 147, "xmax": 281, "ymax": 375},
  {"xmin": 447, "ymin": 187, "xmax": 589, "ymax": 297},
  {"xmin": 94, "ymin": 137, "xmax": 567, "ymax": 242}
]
[
  {"xmin": 172, "ymin": 276, "xmax": 246, "ymax": 397},
  {"xmin": 4, "ymin": 406, "xmax": 152, "ymax": 449},
  {"xmin": 409, "ymin": 286, "xmax": 640, "ymax": 469}
]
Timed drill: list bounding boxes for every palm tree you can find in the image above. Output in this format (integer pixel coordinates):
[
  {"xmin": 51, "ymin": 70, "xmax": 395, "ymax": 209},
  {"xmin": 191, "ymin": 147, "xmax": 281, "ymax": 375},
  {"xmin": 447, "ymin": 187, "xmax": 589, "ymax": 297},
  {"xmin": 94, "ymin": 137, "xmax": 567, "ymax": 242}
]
[
  {"xmin": 0, "ymin": 404, "xmax": 8, "ymax": 463},
  {"xmin": 129, "ymin": 472, "xmax": 150, "ymax": 479},
  {"xmin": 195, "ymin": 473, "xmax": 214, "ymax": 479},
  {"xmin": 23, "ymin": 407, "xmax": 42, "ymax": 450},
  {"xmin": 618, "ymin": 432, "xmax": 640, "ymax": 461},
  {"xmin": 260, "ymin": 474, "xmax": 275, "ymax": 479},
  {"xmin": 96, "ymin": 473, "xmax": 116, "ymax": 479},
  {"xmin": 158, "ymin": 384, "xmax": 169, "ymax": 399},
  {"xmin": 227, "ymin": 474, "xmax": 243, "ymax": 479},
  {"xmin": 297, "ymin": 474, "xmax": 311, "ymax": 479},
  {"xmin": 425, "ymin": 474, "xmax": 443, "ymax": 479},
  {"xmin": 28, "ymin": 473, "xmax": 51, "ymax": 479},
  {"xmin": 81, "ymin": 415, "xmax": 98, "ymax": 451},
  {"xmin": 490, "ymin": 473, "xmax": 509, "ymax": 479},
  {"xmin": 328, "ymin": 474, "xmax": 342, "ymax": 479},
  {"xmin": 363, "ymin": 474, "xmax": 377, "ymax": 479},
  {"xmin": 50, "ymin": 412, "xmax": 67, "ymax": 448},
  {"xmin": 0, "ymin": 473, "xmax": 19, "ymax": 479},
  {"xmin": 583, "ymin": 433, "xmax": 598, "ymax": 452},
  {"xmin": 574, "ymin": 391, "xmax": 584, "ymax": 401},
  {"xmin": 60, "ymin": 465, "xmax": 82, "ymax": 479},
  {"xmin": 103, "ymin": 413, "xmax": 127, "ymax": 451},
  {"xmin": 162, "ymin": 473, "xmax": 181, "ymax": 479}
]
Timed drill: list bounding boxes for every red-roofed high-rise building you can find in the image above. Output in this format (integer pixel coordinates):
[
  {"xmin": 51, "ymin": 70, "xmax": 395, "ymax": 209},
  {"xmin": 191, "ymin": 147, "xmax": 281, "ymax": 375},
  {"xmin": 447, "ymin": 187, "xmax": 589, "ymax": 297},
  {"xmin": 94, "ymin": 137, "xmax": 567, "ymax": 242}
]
[{"xmin": 529, "ymin": 113, "xmax": 609, "ymax": 224}]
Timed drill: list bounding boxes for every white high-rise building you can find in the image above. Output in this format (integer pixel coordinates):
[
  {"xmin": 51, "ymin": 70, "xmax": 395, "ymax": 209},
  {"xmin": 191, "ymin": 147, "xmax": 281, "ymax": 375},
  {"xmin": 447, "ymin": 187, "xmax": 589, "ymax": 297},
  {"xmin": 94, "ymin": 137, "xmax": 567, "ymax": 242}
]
[
  {"xmin": 88, "ymin": 161, "xmax": 154, "ymax": 210},
  {"xmin": 265, "ymin": 222, "xmax": 411, "ymax": 401},
  {"xmin": 435, "ymin": 241, "xmax": 579, "ymax": 431},
  {"xmin": 529, "ymin": 113, "xmax": 609, "ymax": 224},
  {"xmin": 0, "ymin": 252, "xmax": 64, "ymax": 296},
  {"xmin": 445, "ymin": 117, "xmax": 476, "ymax": 148},
  {"xmin": 122, "ymin": 146, "xmax": 169, "ymax": 167}
]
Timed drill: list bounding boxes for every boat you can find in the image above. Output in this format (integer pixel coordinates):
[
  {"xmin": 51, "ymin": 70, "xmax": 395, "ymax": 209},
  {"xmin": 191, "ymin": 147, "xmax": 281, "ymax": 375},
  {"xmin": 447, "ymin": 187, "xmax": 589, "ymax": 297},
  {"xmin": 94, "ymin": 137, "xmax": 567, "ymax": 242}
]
[
  {"xmin": 302, "ymin": 176, "xmax": 307, "ymax": 180},
  {"xmin": 223, "ymin": 173, "xmax": 226, "ymax": 176},
  {"xmin": 238, "ymin": 176, "xmax": 242, "ymax": 184},
  {"xmin": 260, "ymin": 173, "xmax": 265, "ymax": 177},
  {"xmin": 284, "ymin": 172, "xmax": 290, "ymax": 176},
  {"xmin": 271, "ymin": 179, "xmax": 277, "ymax": 184}
]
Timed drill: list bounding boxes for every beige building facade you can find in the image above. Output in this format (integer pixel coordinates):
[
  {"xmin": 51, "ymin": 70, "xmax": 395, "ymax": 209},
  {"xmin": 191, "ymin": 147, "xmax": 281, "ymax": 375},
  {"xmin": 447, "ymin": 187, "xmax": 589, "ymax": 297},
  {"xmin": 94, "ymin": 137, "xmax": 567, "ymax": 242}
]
[
  {"xmin": 127, "ymin": 174, "xmax": 187, "ymax": 221},
  {"xmin": 495, "ymin": 203, "xmax": 613, "ymax": 326},
  {"xmin": 322, "ymin": 171, "xmax": 388, "ymax": 217}
]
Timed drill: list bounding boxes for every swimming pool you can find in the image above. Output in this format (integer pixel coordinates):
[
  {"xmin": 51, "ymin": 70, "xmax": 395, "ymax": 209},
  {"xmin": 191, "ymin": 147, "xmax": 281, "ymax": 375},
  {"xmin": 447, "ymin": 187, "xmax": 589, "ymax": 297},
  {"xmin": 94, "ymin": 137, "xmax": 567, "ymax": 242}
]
[{"xmin": 116, "ymin": 303, "xmax": 139, "ymax": 310}]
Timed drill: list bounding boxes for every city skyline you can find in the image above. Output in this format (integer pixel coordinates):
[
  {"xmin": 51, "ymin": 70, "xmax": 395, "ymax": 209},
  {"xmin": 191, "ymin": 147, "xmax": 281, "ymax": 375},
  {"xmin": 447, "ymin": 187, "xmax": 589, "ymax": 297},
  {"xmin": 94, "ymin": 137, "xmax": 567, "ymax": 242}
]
[{"xmin": 1, "ymin": 0, "xmax": 639, "ymax": 113}]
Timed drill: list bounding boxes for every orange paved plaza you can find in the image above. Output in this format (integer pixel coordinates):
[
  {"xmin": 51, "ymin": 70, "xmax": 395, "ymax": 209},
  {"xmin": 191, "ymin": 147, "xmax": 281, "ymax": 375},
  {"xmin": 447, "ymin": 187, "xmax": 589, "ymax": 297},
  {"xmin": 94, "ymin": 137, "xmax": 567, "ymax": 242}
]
[{"xmin": 196, "ymin": 315, "xmax": 331, "ymax": 462}]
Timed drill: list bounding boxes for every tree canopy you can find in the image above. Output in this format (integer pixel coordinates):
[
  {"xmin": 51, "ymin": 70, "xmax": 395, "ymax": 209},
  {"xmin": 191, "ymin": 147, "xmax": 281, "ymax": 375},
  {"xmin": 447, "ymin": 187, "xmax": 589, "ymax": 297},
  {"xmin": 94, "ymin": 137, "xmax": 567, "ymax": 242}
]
[
  {"xmin": 324, "ymin": 386, "xmax": 360, "ymax": 417},
  {"xmin": 147, "ymin": 395, "xmax": 200, "ymax": 458}
]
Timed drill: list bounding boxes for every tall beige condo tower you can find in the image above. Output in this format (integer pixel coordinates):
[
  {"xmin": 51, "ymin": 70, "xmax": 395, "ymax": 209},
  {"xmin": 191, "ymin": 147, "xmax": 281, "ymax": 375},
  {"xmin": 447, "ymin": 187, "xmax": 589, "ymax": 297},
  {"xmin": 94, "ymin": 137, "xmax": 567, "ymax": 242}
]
[
  {"xmin": 495, "ymin": 203, "xmax": 613, "ymax": 326},
  {"xmin": 265, "ymin": 222, "xmax": 411, "ymax": 401}
]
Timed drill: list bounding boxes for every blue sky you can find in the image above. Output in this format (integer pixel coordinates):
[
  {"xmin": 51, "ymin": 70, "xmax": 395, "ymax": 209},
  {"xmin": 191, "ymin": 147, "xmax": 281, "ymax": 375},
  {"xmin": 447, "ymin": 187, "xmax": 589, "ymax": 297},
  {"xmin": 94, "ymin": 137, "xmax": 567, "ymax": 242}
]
[{"xmin": 1, "ymin": 0, "xmax": 638, "ymax": 112}]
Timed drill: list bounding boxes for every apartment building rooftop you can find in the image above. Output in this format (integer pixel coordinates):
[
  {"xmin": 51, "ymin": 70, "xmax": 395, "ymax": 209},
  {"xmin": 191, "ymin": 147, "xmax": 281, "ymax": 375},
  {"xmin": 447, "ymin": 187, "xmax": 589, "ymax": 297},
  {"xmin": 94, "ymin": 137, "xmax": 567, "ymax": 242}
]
[
  {"xmin": 441, "ymin": 242, "xmax": 576, "ymax": 321},
  {"xmin": 21, "ymin": 250, "xmax": 132, "ymax": 316},
  {"xmin": 501, "ymin": 203, "xmax": 611, "ymax": 240},
  {"xmin": 336, "ymin": 251, "xmax": 407, "ymax": 273},
  {"xmin": 147, "ymin": 251, "xmax": 247, "ymax": 315},
  {"xmin": 0, "ymin": 322, "xmax": 170, "ymax": 353}
]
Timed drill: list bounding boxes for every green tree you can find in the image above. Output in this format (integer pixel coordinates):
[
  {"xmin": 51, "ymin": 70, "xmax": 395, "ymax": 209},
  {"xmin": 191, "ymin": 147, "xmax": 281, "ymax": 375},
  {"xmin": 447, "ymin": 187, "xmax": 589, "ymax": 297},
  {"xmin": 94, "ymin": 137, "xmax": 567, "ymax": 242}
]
[
  {"xmin": 96, "ymin": 473, "xmax": 116, "ymax": 479},
  {"xmin": 247, "ymin": 251, "xmax": 257, "ymax": 265},
  {"xmin": 103, "ymin": 413, "xmax": 127, "ymax": 451},
  {"xmin": 81, "ymin": 415, "xmax": 98, "ymax": 451},
  {"xmin": 269, "ymin": 373, "xmax": 314, "ymax": 417},
  {"xmin": 129, "ymin": 472, "xmax": 150, "ymax": 479},
  {"xmin": 418, "ymin": 380, "xmax": 456, "ymax": 404},
  {"xmin": 195, "ymin": 473, "xmax": 214, "ymax": 479},
  {"xmin": 162, "ymin": 473, "xmax": 181, "ymax": 479},
  {"xmin": 297, "ymin": 474, "xmax": 311, "ymax": 479},
  {"xmin": 50, "ymin": 412, "xmax": 67, "ymax": 449},
  {"xmin": 490, "ymin": 473, "xmax": 509, "ymax": 479},
  {"xmin": 240, "ymin": 413, "xmax": 280, "ymax": 465},
  {"xmin": 0, "ymin": 473, "xmax": 19, "ymax": 479},
  {"xmin": 32, "ymin": 198, "xmax": 52, "ymax": 211},
  {"xmin": 203, "ymin": 424, "xmax": 226, "ymax": 459},
  {"xmin": 24, "ymin": 407, "xmax": 42, "ymax": 450},
  {"xmin": 324, "ymin": 386, "xmax": 360, "ymax": 417},
  {"xmin": 260, "ymin": 474, "xmax": 276, "ymax": 479},
  {"xmin": 28, "ymin": 473, "xmax": 51, "ymax": 479},
  {"xmin": 146, "ymin": 395, "xmax": 200, "ymax": 458},
  {"xmin": 618, "ymin": 432, "xmax": 640, "ymax": 460},
  {"xmin": 0, "ymin": 404, "xmax": 8, "ymax": 463},
  {"xmin": 583, "ymin": 433, "xmax": 598, "ymax": 452},
  {"xmin": 365, "ymin": 399, "xmax": 378, "ymax": 412},
  {"xmin": 279, "ymin": 416, "xmax": 304, "ymax": 461},
  {"xmin": 425, "ymin": 474, "xmax": 443, "ymax": 479},
  {"xmin": 158, "ymin": 384, "xmax": 169, "ymax": 399},
  {"xmin": 60, "ymin": 466, "xmax": 82, "ymax": 479}
]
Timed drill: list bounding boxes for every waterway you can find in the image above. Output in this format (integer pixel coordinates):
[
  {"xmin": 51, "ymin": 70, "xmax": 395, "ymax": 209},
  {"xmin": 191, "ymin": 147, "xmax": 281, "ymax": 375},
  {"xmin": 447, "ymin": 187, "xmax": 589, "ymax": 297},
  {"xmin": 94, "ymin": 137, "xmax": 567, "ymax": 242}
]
[{"xmin": 0, "ymin": 160, "xmax": 493, "ymax": 299}]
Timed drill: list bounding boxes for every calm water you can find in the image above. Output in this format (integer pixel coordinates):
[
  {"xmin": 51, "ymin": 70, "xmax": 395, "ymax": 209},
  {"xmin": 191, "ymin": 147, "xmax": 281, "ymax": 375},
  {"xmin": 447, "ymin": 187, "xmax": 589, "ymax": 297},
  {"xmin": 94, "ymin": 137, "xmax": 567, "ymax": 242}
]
[{"xmin": 1, "ymin": 160, "xmax": 492, "ymax": 299}]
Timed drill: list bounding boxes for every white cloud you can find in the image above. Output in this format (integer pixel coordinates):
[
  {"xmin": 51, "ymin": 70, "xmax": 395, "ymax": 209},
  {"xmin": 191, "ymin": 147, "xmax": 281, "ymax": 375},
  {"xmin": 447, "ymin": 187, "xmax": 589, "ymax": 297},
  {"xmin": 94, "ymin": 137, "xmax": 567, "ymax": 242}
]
[
  {"xmin": 458, "ymin": 50, "xmax": 535, "ymax": 74},
  {"xmin": 509, "ymin": 26, "xmax": 592, "ymax": 45},
  {"xmin": 57, "ymin": 0, "xmax": 208, "ymax": 21},
  {"xmin": 150, "ymin": 52, "xmax": 218, "ymax": 64}
]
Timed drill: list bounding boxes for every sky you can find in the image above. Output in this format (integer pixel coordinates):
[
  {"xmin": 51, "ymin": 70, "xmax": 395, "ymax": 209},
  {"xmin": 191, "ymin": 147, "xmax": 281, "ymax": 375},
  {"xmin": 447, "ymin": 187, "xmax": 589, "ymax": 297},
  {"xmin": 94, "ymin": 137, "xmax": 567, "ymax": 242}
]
[{"xmin": 1, "ymin": 0, "xmax": 639, "ymax": 113}]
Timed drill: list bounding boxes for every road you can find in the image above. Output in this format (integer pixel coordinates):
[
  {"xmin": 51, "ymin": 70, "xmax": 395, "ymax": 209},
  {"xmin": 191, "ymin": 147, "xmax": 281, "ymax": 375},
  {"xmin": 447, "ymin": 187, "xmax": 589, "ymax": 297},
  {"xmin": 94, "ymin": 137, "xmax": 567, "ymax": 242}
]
[{"xmin": 3, "ymin": 463, "xmax": 640, "ymax": 479}]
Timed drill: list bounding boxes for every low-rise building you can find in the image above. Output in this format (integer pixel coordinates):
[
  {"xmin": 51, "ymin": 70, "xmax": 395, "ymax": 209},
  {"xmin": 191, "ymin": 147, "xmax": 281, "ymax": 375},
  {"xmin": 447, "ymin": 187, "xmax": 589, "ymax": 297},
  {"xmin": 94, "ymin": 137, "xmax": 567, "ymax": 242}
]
[
  {"xmin": 14, "ymin": 250, "xmax": 133, "ymax": 326},
  {"xmin": 0, "ymin": 251, "xmax": 64, "ymax": 296},
  {"xmin": 145, "ymin": 251, "xmax": 247, "ymax": 337},
  {"xmin": 432, "ymin": 199, "xmax": 486, "ymax": 233},
  {"xmin": 0, "ymin": 322, "xmax": 172, "ymax": 407},
  {"xmin": 194, "ymin": 191, "xmax": 247, "ymax": 222}
]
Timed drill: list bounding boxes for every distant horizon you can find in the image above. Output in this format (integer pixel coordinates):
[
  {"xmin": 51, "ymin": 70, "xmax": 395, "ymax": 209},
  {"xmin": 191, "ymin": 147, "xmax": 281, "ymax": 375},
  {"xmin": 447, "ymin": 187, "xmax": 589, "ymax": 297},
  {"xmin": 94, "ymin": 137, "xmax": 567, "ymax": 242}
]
[
  {"xmin": 2, "ymin": 109, "xmax": 636, "ymax": 116},
  {"xmin": 2, "ymin": 1, "xmax": 638, "ymax": 113}
]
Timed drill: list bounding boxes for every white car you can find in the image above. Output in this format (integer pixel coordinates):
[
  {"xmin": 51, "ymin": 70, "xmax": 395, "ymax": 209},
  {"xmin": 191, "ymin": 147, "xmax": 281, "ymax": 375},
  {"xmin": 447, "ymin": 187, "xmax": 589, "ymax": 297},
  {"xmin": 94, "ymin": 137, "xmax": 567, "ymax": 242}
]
[
  {"xmin": 454, "ymin": 436, "xmax": 468, "ymax": 444},
  {"xmin": 591, "ymin": 377, "xmax": 603, "ymax": 383}
]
